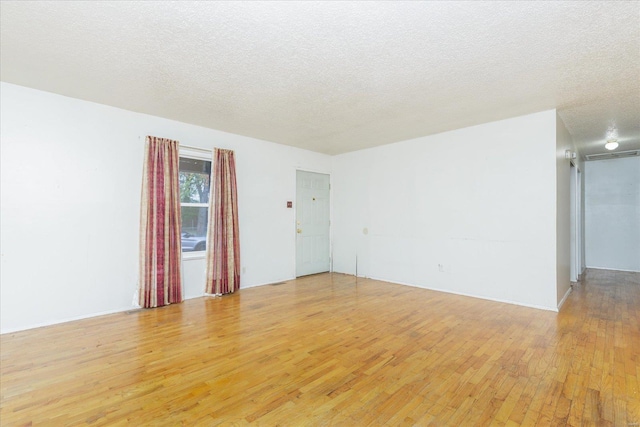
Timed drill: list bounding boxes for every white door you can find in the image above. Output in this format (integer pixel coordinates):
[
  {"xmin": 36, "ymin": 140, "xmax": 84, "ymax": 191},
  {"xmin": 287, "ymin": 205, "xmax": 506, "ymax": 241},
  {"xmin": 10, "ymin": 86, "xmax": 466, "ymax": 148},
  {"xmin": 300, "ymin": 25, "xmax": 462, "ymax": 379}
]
[{"xmin": 296, "ymin": 171, "xmax": 330, "ymax": 277}]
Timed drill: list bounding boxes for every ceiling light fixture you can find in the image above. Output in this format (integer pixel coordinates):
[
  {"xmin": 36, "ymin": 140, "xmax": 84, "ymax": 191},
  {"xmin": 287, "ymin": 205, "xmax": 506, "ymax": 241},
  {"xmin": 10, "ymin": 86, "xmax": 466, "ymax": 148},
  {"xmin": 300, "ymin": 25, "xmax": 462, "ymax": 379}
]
[
  {"xmin": 604, "ymin": 124, "xmax": 619, "ymax": 150},
  {"xmin": 605, "ymin": 138, "xmax": 619, "ymax": 151}
]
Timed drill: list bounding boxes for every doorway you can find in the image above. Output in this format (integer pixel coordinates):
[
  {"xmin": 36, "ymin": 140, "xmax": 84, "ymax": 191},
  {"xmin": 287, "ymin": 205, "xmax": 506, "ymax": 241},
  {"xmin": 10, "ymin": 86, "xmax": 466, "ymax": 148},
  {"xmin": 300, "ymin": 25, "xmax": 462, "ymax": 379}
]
[
  {"xmin": 295, "ymin": 170, "xmax": 330, "ymax": 277},
  {"xmin": 570, "ymin": 162, "xmax": 582, "ymax": 282}
]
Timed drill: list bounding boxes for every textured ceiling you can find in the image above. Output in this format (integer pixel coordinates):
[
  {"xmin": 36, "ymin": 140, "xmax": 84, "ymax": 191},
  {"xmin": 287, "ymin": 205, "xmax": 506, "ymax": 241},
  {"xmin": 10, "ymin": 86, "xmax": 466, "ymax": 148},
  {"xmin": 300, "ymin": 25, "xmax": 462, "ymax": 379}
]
[{"xmin": 1, "ymin": 1, "xmax": 639, "ymax": 156}]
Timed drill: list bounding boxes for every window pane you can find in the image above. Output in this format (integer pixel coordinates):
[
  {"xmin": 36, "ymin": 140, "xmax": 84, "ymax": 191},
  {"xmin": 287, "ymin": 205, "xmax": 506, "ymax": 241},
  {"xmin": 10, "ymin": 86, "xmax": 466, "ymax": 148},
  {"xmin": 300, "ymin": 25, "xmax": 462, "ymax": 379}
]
[
  {"xmin": 179, "ymin": 158, "xmax": 211, "ymax": 203},
  {"xmin": 181, "ymin": 207, "xmax": 208, "ymax": 252}
]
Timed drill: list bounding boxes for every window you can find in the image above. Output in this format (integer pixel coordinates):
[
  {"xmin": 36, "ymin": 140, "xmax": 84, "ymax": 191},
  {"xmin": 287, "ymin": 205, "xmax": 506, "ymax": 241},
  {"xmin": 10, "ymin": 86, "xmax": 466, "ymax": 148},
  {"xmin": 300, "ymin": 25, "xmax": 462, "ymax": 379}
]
[{"xmin": 179, "ymin": 155, "xmax": 211, "ymax": 254}]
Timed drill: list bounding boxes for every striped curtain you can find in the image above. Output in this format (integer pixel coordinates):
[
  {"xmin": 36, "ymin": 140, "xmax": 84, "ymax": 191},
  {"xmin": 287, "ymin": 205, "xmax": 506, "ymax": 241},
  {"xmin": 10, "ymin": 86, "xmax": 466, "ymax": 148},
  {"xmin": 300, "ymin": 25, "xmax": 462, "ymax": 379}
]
[
  {"xmin": 205, "ymin": 148, "xmax": 240, "ymax": 295},
  {"xmin": 139, "ymin": 136, "xmax": 183, "ymax": 308}
]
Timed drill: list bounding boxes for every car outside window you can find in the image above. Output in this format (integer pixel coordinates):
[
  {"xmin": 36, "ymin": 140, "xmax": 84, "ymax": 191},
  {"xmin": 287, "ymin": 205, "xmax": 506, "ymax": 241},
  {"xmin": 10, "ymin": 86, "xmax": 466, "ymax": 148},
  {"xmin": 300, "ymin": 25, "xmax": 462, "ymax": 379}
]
[{"xmin": 179, "ymin": 156, "xmax": 211, "ymax": 254}]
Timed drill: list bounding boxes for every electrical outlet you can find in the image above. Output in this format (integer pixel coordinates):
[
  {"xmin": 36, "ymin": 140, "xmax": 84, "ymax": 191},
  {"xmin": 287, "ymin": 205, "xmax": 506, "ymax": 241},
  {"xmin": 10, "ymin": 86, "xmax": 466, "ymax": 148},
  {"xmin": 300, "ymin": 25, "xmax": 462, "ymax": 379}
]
[{"xmin": 438, "ymin": 264, "xmax": 444, "ymax": 273}]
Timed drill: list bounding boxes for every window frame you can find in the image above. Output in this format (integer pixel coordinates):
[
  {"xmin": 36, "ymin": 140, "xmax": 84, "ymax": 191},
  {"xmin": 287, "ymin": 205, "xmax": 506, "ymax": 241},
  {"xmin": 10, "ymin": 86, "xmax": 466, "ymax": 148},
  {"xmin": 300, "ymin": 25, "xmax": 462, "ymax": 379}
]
[{"xmin": 179, "ymin": 147, "xmax": 212, "ymax": 260}]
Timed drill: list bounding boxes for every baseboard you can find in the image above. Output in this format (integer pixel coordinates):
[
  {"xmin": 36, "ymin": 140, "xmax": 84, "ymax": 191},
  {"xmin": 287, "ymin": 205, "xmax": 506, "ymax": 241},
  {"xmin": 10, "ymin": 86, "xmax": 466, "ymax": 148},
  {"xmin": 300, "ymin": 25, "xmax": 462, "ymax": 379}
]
[
  {"xmin": 0, "ymin": 305, "xmax": 134, "ymax": 335},
  {"xmin": 585, "ymin": 266, "xmax": 640, "ymax": 273},
  {"xmin": 2, "ymin": 292, "xmax": 211, "ymax": 335},
  {"xmin": 366, "ymin": 275, "xmax": 558, "ymax": 312},
  {"xmin": 240, "ymin": 277, "xmax": 296, "ymax": 289},
  {"xmin": 557, "ymin": 286, "xmax": 572, "ymax": 311}
]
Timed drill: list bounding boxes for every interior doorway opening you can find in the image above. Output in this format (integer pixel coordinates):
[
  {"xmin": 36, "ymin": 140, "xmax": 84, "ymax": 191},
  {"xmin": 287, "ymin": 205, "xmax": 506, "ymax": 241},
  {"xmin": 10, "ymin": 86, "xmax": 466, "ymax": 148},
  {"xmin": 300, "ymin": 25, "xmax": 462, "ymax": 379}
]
[{"xmin": 570, "ymin": 161, "xmax": 582, "ymax": 282}]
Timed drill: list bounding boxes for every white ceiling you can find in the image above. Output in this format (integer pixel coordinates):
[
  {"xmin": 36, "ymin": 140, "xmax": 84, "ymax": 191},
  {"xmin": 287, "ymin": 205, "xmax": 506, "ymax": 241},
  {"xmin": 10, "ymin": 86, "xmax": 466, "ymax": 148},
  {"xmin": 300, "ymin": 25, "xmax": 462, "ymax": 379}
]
[{"xmin": 1, "ymin": 1, "xmax": 639, "ymax": 156}]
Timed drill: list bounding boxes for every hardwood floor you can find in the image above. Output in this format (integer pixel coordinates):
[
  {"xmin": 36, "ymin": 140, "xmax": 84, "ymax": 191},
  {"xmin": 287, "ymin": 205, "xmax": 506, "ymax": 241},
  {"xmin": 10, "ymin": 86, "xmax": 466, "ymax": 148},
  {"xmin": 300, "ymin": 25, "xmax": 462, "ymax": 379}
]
[{"xmin": 1, "ymin": 269, "xmax": 639, "ymax": 426}]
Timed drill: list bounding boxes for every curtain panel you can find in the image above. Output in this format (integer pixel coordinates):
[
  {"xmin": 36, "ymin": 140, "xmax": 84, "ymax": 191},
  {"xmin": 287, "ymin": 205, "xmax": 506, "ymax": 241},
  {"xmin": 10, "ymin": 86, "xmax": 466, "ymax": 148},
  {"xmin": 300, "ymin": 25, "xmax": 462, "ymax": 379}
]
[
  {"xmin": 205, "ymin": 148, "xmax": 240, "ymax": 295},
  {"xmin": 139, "ymin": 136, "xmax": 183, "ymax": 308}
]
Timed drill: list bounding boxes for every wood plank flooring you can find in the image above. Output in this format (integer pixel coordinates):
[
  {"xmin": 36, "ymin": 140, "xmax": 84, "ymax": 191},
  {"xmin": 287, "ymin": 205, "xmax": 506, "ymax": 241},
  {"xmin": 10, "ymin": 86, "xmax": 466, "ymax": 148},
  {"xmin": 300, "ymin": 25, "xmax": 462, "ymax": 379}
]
[{"xmin": 1, "ymin": 269, "xmax": 639, "ymax": 426}]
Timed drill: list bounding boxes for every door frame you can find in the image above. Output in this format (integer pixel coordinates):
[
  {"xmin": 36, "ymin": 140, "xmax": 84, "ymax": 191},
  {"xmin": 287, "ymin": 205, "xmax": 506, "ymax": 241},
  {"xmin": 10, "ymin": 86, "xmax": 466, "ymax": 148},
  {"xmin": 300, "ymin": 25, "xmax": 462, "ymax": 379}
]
[
  {"xmin": 294, "ymin": 168, "xmax": 332, "ymax": 277},
  {"xmin": 569, "ymin": 160, "xmax": 582, "ymax": 282}
]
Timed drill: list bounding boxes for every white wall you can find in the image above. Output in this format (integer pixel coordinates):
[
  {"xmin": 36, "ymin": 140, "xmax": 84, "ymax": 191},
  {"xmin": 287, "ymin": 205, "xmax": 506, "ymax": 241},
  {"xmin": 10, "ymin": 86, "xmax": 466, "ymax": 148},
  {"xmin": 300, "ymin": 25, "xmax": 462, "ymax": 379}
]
[
  {"xmin": 0, "ymin": 82, "xmax": 330, "ymax": 333},
  {"xmin": 585, "ymin": 157, "xmax": 640, "ymax": 272},
  {"xmin": 1, "ymin": 82, "xmax": 578, "ymax": 332},
  {"xmin": 332, "ymin": 110, "xmax": 559, "ymax": 310}
]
